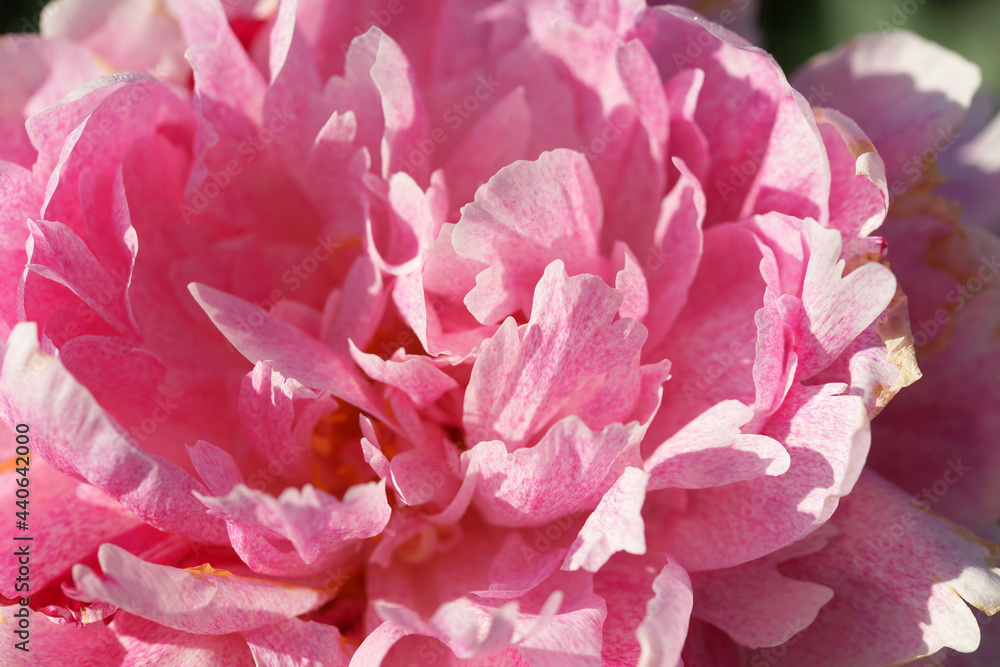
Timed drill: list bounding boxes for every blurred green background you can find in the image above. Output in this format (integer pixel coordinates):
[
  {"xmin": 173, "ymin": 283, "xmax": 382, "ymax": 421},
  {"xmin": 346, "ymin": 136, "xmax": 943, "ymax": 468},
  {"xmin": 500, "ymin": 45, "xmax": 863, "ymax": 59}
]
[
  {"xmin": 1, "ymin": 0, "xmax": 998, "ymax": 94},
  {"xmin": 760, "ymin": 0, "xmax": 1000, "ymax": 95}
]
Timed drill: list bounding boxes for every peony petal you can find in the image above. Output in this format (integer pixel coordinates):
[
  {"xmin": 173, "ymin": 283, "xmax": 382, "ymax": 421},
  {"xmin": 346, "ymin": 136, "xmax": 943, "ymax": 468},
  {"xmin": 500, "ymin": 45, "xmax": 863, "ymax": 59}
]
[
  {"xmin": 594, "ymin": 552, "xmax": 692, "ymax": 667},
  {"xmin": 0, "ymin": 605, "xmax": 124, "ymax": 665},
  {"xmin": 70, "ymin": 544, "xmax": 328, "ymax": 634},
  {"xmin": 190, "ymin": 441, "xmax": 390, "ymax": 565},
  {"xmin": 243, "ymin": 617, "xmax": 350, "ymax": 667},
  {"xmin": 0, "ymin": 323, "xmax": 227, "ymax": 543},
  {"xmin": 111, "ymin": 611, "xmax": 256, "ymax": 666},
  {"xmin": 770, "ymin": 471, "xmax": 1000, "ymax": 666},
  {"xmin": 453, "ymin": 150, "xmax": 605, "ymax": 325},
  {"xmin": 644, "ymin": 400, "xmax": 789, "ymax": 490},
  {"xmin": 463, "ymin": 261, "xmax": 646, "ymax": 449},
  {"xmin": 189, "ymin": 283, "xmax": 386, "ymax": 420},
  {"xmin": 791, "ymin": 30, "xmax": 980, "ymax": 197},
  {"xmin": 463, "ymin": 416, "xmax": 645, "ymax": 528},
  {"xmin": 563, "ymin": 466, "xmax": 649, "ymax": 572}
]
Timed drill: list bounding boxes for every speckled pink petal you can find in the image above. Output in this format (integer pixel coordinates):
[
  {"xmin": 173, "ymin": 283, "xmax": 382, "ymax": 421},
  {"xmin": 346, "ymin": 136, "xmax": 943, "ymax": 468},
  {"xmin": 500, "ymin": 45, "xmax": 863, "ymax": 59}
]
[
  {"xmin": 0, "ymin": 605, "xmax": 124, "ymax": 666},
  {"xmin": 797, "ymin": 219, "xmax": 897, "ymax": 378},
  {"xmin": 640, "ymin": 6, "xmax": 829, "ymax": 225},
  {"xmin": 792, "ymin": 31, "xmax": 980, "ymax": 196},
  {"xmin": 70, "ymin": 544, "xmax": 328, "ymax": 634},
  {"xmin": 647, "ymin": 382, "xmax": 870, "ymax": 571},
  {"xmin": 563, "ymin": 466, "xmax": 649, "ymax": 572},
  {"xmin": 463, "ymin": 415, "xmax": 646, "ymax": 528},
  {"xmin": 645, "ymin": 222, "xmax": 770, "ymax": 438},
  {"xmin": 0, "ymin": 323, "xmax": 228, "ymax": 544},
  {"xmin": 237, "ymin": 361, "xmax": 332, "ymax": 486},
  {"xmin": 453, "ymin": 150, "xmax": 605, "ymax": 325},
  {"xmin": 814, "ymin": 107, "xmax": 888, "ymax": 257},
  {"xmin": 111, "ymin": 612, "xmax": 256, "ymax": 666},
  {"xmin": 377, "ymin": 570, "xmax": 606, "ymax": 666},
  {"xmin": 367, "ymin": 170, "xmax": 440, "ymax": 277},
  {"xmin": 0, "ymin": 162, "xmax": 40, "ymax": 333},
  {"xmin": 594, "ymin": 552, "xmax": 692, "ymax": 667},
  {"xmin": 243, "ymin": 617, "xmax": 350, "ymax": 667},
  {"xmin": 189, "ymin": 283, "xmax": 385, "ymax": 420},
  {"xmin": 690, "ymin": 527, "xmax": 835, "ymax": 648},
  {"xmin": 770, "ymin": 471, "xmax": 1000, "ymax": 666},
  {"xmin": 463, "ymin": 261, "xmax": 646, "ymax": 448},
  {"xmin": 644, "ymin": 400, "xmax": 789, "ymax": 491},
  {"xmin": 642, "ymin": 157, "xmax": 705, "ymax": 351},
  {"xmin": 349, "ymin": 342, "xmax": 458, "ymax": 408},
  {"xmin": 392, "ymin": 222, "xmax": 494, "ymax": 358},
  {"xmin": 25, "ymin": 218, "xmax": 137, "ymax": 336},
  {"xmin": 189, "ymin": 440, "xmax": 390, "ymax": 565}
]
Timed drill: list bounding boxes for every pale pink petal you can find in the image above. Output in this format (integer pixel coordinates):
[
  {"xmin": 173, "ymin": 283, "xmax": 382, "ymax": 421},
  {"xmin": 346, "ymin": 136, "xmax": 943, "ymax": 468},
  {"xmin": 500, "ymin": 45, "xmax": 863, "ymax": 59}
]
[
  {"xmin": 463, "ymin": 261, "xmax": 646, "ymax": 449},
  {"xmin": 189, "ymin": 441, "xmax": 390, "ymax": 565},
  {"xmin": 563, "ymin": 466, "xmax": 649, "ymax": 572},
  {"xmin": 189, "ymin": 283, "xmax": 386, "ymax": 420},
  {"xmin": 111, "ymin": 612, "xmax": 256, "ymax": 666},
  {"xmin": 770, "ymin": 471, "xmax": 1000, "ymax": 666},
  {"xmin": 350, "ymin": 342, "xmax": 459, "ymax": 408},
  {"xmin": 443, "ymin": 87, "xmax": 533, "ymax": 210},
  {"xmin": 243, "ymin": 617, "xmax": 350, "ymax": 667},
  {"xmin": 814, "ymin": 107, "xmax": 888, "ymax": 257},
  {"xmin": 463, "ymin": 416, "xmax": 645, "ymax": 528},
  {"xmin": 690, "ymin": 540, "xmax": 835, "ymax": 648},
  {"xmin": 453, "ymin": 150, "xmax": 605, "ymax": 325},
  {"xmin": 796, "ymin": 219, "xmax": 897, "ymax": 378},
  {"xmin": 647, "ymin": 383, "xmax": 870, "ymax": 570},
  {"xmin": 611, "ymin": 241, "xmax": 650, "ymax": 322},
  {"xmin": 320, "ymin": 254, "xmax": 388, "ymax": 354},
  {"xmin": 644, "ymin": 400, "xmax": 789, "ymax": 490},
  {"xmin": 791, "ymin": 30, "xmax": 980, "ymax": 196},
  {"xmin": 0, "ymin": 323, "xmax": 227, "ymax": 543},
  {"xmin": 642, "ymin": 157, "xmax": 705, "ymax": 351},
  {"xmin": 70, "ymin": 544, "xmax": 329, "ymax": 634},
  {"xmin": 26, "ymin": 219, "xmax": 136, "ymax": 336},
  {"xmin": 41, "ymin": 0, "xmax": 189, "ymax": 83},
  {"xmin": 392, "ymin": 223, "xmax": 494, "ymax": 358},
  {"xmin": 594, "ymin": 552, "xmax": 692, "ymax": 667},
  {"xmin": 0, "ymin": 36, "xmax": 100, "ymax": 168},
  {"xmin": 640, "ymin": 6, "xmax": 828, "ymax": 224}
]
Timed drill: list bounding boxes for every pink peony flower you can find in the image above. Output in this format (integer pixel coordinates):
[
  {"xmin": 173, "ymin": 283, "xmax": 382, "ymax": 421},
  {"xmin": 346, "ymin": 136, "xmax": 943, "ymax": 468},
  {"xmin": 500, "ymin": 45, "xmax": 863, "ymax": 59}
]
[{"xmin": 1, "ymin": 1, "xmax": 999, "ymax": 666}]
